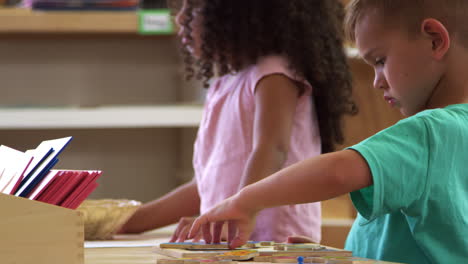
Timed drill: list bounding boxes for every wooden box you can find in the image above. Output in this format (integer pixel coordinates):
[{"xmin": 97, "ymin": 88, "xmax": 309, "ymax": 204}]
[{"xmin": 0, "ymin": 193, "xmax": 84, "ymax": 264}]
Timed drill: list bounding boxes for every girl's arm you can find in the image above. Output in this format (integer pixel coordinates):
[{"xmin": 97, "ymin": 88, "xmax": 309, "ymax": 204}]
[
  {"xmin": 239, "ymin": 74, "xmax": 300, "ymax": 187},
  {"xmin": 189, "ymin": 149, "xmax": 372, "ymax": 248},
  {"xmin": 119, "ymin": 179, "xmax": 200, "ymax": 234},
  {"xmin": 196, "ymin": 74, "xmax": 299, "ymax": 244}
]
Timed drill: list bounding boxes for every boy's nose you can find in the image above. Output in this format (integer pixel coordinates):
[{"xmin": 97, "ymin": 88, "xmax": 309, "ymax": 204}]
[{"xmin": 373, "ymin": 72, "xmax": 387, "ymax": 90}]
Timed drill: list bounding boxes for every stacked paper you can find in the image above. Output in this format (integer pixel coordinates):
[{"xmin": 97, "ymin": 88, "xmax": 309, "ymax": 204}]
[{"xmin": 0, "ymin": 136, "xmax": 102, "ymax": 209}]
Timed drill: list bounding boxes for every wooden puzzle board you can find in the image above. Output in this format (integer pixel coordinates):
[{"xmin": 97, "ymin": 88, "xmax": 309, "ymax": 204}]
[
  {"xmin": 155, "ymin": 254, "xmax": 405, "ymax": 264},
  {"xmin": 154, "ymin": 243, "xmax": 352, "ymax": 260}
]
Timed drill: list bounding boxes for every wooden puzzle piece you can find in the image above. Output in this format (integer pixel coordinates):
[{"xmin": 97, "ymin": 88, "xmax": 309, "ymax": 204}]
[
  {"xmin": 283, "ymin": 246, "xmax": 326, "ymax": 252},
  {"xmin": 305, "ymin": 257, "xmax": 328, "ymax": 263},
  {"xmin": 273, "ymin": 244, "xmax": 287, "ymax": 251},
  {"xmin": 157, "ymin": 259, "xmax": 185, "ymax": 264},
  {"xmin": 155, "ymin": 247, "xmax": 257, "ymax": 260},
  {"xmin": 271, "ymin": 256, "xmax": 298, "ymax": 263},
  {"xmin": 183, "ymin": 259, "xmax": 236, "ymax": 264},
  {"xmin": 160, "ymin": 242, "xmax": 231, "ymax": 250},
  {"xmin": 253, "ymin": 256, "xmax": 272, "ymax": 262},
  {"xmin": 157, "ymin": 258, "xmax": 237, "ymax": 264},
  {"xmin": 242, "ymin": 241, "xmax": 276, "ymax": 248},
  {"xmin": 270, "ymin": 256, "xmax": 329, "ymax": 263},
  {"xmin": 256, "ymin": 244, "xmax": 352, "ymax": 258},
  {"xmin": 154, "ymin": 246, "xmax": 231, "ymax": 259},
  {"xmin": 245, "ymin": 241, "xmax": 261, "ymax": 248},
  {"xmin": 318, "ymin": 257, "xmax": 406, "ymax": 264},
  {"xmin": 273, "ymin": 243, "xmax": 324, "ymax": 251},
  {"xmin": 260, "ymin": 256, "xmax": 328, "ymax": 264},
  {"xmin": 326, "ymin": 260, "xmax": 360, "ymax": 264},
  {"xmin": 160, "ymin": 241, "xmax": 274, "ymax": 251},
  {"xmin": 268, "ymin": 251, "xmax": 352, "ymax": 258},
  {"xmin": 215, "ymin": 250, "xmax": 259, "ymax": 260}
]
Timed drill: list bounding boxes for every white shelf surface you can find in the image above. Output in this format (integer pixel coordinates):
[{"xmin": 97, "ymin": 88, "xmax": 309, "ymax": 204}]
[
  {"xmin": 322, "ymin": 218, "xmax": 355, "ymax": 227},
  {"xmin": 0, "ymin": 105, "xmax": 203, "ymax": 129}
]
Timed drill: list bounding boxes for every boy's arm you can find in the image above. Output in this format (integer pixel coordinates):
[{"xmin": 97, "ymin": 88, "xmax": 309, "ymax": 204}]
[
  {"xmin": 239, "ymin": 74, "xmax": 301, "ymax": 187},
  {"xmin": 189, "ymin": 150, "xmax": 372, "ymax": 248},
  {"xmin": 241, "ymin": 150, "xmax": 372, "ymax": 210}
]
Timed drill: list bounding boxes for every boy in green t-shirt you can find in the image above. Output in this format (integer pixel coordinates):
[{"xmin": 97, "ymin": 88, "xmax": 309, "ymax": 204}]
[{"xmin": 185, "ymin": 0, "xmax": 468, "ymax": 263}]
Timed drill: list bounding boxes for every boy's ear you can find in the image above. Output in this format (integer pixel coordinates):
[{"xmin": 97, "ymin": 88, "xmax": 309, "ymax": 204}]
[{"xmin": 421, "ymin": 18, "xmax": 450, "ymax": 60}]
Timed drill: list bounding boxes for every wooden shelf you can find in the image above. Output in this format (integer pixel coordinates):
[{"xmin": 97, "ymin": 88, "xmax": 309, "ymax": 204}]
[
  {"xmin": 0, "ymin": 105, "xmax": 203, "ymax": 129},
  {"xmin": 0, "ymin": 9, "xmax": 361, "ymax": 58},
  {"xmin": 0, "ymin": 8, "xmax": 143, "ymax": 33}
]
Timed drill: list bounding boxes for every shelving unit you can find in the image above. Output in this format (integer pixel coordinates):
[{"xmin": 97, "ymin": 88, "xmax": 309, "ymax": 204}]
[{"xmin": 0, "ymin": 8, "xmax": 192, "ymax": 204}]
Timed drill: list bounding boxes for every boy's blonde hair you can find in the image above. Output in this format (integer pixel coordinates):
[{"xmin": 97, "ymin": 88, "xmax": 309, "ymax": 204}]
[{"xmin": 345, "ymin": 0, "xmax": 468, "ymax": 47}]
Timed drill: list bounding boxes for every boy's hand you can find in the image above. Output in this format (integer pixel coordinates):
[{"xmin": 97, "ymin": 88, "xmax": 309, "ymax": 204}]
[
  {"xmin": 170, "ymin": 217, "xmax": 203, "ymax": 242},
  {"xmin": 188, "ymin": 195, "xmax": 258, "ymax": 249}
]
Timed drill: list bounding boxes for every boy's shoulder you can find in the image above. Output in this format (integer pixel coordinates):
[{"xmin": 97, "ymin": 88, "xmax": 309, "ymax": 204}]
[
  {"xmin": 409, "ymin": 103, "xmax": 468, "ymax": 128},
  {"xmin": 356, "ymin": 104, "xmax": 468, "ymax": 147},
  {"xmin": 415, "ymin": 103, "xmax": 468, "ymax": 117}
]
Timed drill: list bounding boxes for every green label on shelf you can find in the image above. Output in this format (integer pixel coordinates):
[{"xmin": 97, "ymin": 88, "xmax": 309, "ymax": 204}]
[{"xmin": 138, "ymin": 9, "xmax": 174, "ymax": 35}]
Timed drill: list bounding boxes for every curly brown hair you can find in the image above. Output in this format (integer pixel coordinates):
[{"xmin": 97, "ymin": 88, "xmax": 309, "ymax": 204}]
[{"xmin": 172, "ymin": 0, "xmax": 357, "ymax": 153}]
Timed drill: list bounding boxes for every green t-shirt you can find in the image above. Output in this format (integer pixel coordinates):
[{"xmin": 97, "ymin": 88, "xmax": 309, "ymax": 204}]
[{"xmin": 345, "ymin": 104, "xmax": 468, "ymax": 264}]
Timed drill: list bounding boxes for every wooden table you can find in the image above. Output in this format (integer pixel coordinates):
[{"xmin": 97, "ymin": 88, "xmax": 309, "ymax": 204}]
[
  {"xmin": 86, "ymin": 246, "xmax": 161, "ymax": 264},
  {"xmin": 85, "ymin": 232, "xmax": 172, "ymax": 264},
  {"xmin": 84, "ymin": 231, "xmax": 404, "ymax": 264}
]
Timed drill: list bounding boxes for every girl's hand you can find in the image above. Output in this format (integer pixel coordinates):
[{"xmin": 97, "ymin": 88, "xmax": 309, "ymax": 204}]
[
  {"xmin": 170, "ymin": 217, "xmax": 203, "ymax": 242},
  {"xmin": 286, "ymin": 235, "xmax": 317, "ymax": 244},
  {"xmin": 188, "ymin": 194, "xmax": 258, "ymax": 249}
]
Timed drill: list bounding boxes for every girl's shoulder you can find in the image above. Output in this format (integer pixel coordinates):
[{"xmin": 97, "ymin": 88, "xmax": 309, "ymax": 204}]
[
  {"xmin": 214, "ymin": 55, "xmax": 290, "ymax": 86},
  {"xmin": 251, "ymin": 55, "xmax": 311, "ymax": 94}
]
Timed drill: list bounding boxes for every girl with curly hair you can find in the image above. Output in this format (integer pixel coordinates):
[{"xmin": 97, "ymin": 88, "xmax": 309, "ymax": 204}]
[{"xmin": 120, "ymin": 0, "xmax": 356, "ymax": 243}]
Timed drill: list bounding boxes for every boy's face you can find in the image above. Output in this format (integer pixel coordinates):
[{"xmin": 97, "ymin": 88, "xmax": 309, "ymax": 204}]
[{"xmin": 355, "ymin": 12, "xmax": 442, "ymax": 116}]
